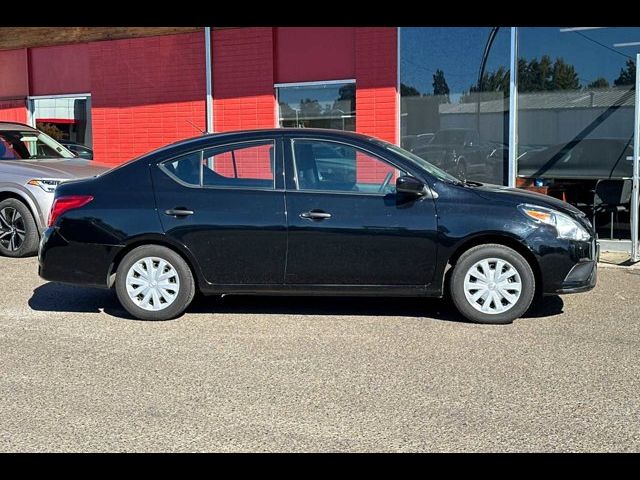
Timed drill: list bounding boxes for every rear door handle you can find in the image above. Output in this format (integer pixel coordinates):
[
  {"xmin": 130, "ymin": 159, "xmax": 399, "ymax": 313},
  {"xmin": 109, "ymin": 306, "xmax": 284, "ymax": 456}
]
[
  {"xmin": 300, "ymin": 210, "xmax": 332, "ymax": 220},
  {"xmin": 165, "ymin": 208, "xmax": 194, "ymax": 217}
]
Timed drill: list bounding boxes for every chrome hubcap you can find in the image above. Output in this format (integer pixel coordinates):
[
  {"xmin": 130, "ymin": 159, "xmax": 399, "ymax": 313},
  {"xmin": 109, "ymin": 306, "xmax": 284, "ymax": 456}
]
[
  {"xmin": 125, "ymin": 257, "xmax": 180, "ymax": 311},
  {"xmin": 463, "ymin": 258, "xmax": 522, "ymax": 315},
  {"xmin": 0, "ymin": 207, "xmax": 26, "ymax": 252}
]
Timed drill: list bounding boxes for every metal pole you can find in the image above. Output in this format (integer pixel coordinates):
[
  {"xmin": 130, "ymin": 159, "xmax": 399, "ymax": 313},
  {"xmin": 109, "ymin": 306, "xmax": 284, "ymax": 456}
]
[
  {"xmin": 204, "ymin": 27, "xmax": 213, "ymax": 134},
  {"xmin": 631, "ymin": 53, "xmax": 640, "ymax": 262},
  {"xmin": 508, "ymin": 27, "xmax": 518, "ymax": 188},
  {"xmin": 26, "ymin": 98, "xmax": 35, "ymax": 127},
  {"xmin": 396, "ymin": 26, "xmax": 401, "ymax": 146}
]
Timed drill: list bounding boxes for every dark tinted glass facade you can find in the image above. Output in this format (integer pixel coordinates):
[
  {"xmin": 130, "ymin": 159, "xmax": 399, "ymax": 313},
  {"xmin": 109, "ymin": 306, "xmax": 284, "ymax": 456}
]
[
  {"xmin": 517, "ymin": 27, "xmax": 640, "ymax": 240},
  {"xmin": 400, "ymin": 27, "xmax": 511, "ymax": 185}
]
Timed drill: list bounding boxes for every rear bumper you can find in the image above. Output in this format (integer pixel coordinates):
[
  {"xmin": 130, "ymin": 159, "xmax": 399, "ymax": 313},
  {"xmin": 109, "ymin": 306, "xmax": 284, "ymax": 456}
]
[{"xmin": 38, "ymin": 227, "xmax": 122, "ymax": 289}]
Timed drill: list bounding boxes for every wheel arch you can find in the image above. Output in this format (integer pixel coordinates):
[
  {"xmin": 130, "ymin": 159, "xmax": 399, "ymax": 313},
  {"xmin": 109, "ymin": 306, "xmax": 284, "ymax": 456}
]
[
  {"xmin": 0, "ymin": 188, "xmax": 44, "ymax": 231},
  {"xmin": 442, "ymin": 233, "xmax": 543, "ymax": 298},
  {"xmin": 107, "ymin": 236, "xmax": 205, "ymax": 291}
]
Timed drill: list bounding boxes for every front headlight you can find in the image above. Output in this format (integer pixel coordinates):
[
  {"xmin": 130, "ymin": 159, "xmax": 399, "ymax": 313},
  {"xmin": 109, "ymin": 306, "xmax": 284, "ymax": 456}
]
[
  {"xmin": 26, "ymin": 179, "xmax": 62, "ymax": 193},
  {"xmin": 518, "ymin": 204, "xmax": 590, "ymax": 241}
]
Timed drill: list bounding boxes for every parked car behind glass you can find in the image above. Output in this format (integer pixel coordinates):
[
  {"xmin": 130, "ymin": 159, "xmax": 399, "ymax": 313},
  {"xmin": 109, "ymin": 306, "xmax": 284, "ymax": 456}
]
[
  {"xmin": 60, "ymin": 140, "xmax": 94, "ymax": 160},
  {"xmin": 0, "ymin": 122, "xmax": 108, "ymax": 257},
  {"xmin": 39, "ymin": 129, "xmax": 598, "ymax": 324},
  {"xmin": 411, "ymin": 128, "xmax": 505, "ymax": 184}
]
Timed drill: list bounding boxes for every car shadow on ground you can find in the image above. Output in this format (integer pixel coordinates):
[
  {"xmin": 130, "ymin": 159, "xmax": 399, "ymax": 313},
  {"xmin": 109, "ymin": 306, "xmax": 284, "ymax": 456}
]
[{"xmin": 28, "ymin": 282, "xmax": 565, "ymax": 323}]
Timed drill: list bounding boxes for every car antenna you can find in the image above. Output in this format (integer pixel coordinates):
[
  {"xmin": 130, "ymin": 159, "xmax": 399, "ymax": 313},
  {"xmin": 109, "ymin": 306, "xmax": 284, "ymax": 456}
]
[{"xmin": 186, "ymin": 120, "xmax": 206, "ymax": 135}]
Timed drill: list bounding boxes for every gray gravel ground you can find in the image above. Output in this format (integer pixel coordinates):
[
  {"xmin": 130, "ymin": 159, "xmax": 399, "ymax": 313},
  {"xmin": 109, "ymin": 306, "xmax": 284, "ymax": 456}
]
[{"xmin": 1, "ymin": 256, "xmax": 639, "ymax": 452}]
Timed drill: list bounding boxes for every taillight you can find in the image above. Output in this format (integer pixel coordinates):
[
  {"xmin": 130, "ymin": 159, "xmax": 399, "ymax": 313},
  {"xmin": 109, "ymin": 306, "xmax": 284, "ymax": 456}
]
[{"xmin": 48, "ymin": 195, "xmax": 94, "ymax": 227}]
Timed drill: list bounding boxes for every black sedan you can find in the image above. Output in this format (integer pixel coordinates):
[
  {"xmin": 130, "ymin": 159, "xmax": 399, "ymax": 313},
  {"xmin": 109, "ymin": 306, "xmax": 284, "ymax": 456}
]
[{"xmin": 38, "ymin": 129, "xmax": 598, "ymax": 324}]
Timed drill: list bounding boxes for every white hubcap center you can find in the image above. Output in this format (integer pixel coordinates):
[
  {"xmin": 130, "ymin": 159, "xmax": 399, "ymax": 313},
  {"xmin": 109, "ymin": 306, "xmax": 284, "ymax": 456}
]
[
  {"xmin": 463, "ymin": 257, "xmax": 523, "ymax": 315},
  {"xmin": 125, "ymin": 257, "xmax": 180, "ymax": 312}
]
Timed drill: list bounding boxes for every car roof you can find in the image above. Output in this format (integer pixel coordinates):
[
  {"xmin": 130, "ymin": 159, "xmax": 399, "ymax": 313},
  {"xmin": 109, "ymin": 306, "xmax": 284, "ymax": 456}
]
[
  {"xmin": 205, "ymin": 128, "xmax": 380, "ymax": 141},
  {"xmin": 156, "ymin": 128, "xmax": 387, "ymax": 152},
  {"xmin": 0, "ymin": 121, "xmax": 38, "ymax": 132}
]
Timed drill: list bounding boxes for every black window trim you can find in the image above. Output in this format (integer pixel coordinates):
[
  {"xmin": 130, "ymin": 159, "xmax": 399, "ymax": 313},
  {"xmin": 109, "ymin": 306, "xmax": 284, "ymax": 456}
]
[
  {"xmin": 158, "ymin": 138, "xmax": 281, "ymax": 192},
  {"xmin": 287, "ymin": 137, "xmax": 408, "ymax": 197}
]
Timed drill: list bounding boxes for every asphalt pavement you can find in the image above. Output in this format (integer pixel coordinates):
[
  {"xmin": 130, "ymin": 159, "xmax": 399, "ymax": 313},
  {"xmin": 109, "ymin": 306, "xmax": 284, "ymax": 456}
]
[{"xmin": 1, "ymin": 256, "xmax": 639, "ymax": 452}]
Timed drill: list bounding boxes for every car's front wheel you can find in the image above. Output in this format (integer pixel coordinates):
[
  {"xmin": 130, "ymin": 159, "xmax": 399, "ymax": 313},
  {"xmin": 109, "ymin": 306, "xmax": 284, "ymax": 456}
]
[
  {"xmin": 449, "ymin": 244, "xmax": 535, "ymax": 324},
  {"xmin": 115, "ymin": 245, "xmax": 196, "ymax": 321},
  {"xmin": 0, "ymin": 198, "xmax": 40, "ymax": 258}
]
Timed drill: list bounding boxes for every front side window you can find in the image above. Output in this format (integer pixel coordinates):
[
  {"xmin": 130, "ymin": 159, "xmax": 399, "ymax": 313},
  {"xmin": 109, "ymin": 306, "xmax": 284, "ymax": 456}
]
[
  {"xmin": 292, "ymin": 139, "xmax": 401, "ymax": 194},
  {"xmin": 277, "ymin": 81, "xmax": 355, "ymax": 131},
  {"xmin": 160, "ymin": 140, "xmax": 276, "ymax": 190}
]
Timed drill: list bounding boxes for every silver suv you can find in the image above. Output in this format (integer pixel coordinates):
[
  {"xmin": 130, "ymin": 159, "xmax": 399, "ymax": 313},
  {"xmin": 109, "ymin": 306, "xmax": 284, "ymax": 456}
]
[{"xmin": 0, "ymin": 122, "xmax": 109, "ymax": 257}]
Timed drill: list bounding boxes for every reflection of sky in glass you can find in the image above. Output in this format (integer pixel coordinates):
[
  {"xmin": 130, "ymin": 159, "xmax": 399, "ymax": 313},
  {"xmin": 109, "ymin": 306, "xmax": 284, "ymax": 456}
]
[
  {"xmin": 278, "ymin": 83, "xmax": 354, "ymax": 112},
  {"xmin": 401, "ymin": 27, "xmax": 640, "ymax": 101},
  {"xmin": 519, "ymin": 27, "xmax": 640, "ymax": 86},
  {"xmin": 400, "ymin": 27, "xmax": 511, "ymax": 101}
]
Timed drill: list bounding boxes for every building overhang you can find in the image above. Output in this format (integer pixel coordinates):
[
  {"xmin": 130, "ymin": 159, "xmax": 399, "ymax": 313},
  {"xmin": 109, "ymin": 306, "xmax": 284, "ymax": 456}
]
[{"xmin": 0, "ymin": 27, "xmax": 233, "ymax": 51}]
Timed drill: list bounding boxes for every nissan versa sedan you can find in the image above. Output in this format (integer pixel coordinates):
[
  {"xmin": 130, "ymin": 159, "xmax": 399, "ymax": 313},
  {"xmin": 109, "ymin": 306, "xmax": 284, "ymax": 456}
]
[
  {"xmin": 0, "ymin": 122, "xmax": 108, "ymax": 257},
  {"xmin": 38, "ymin": 129, "xmax": 598, "ymax": 324}
]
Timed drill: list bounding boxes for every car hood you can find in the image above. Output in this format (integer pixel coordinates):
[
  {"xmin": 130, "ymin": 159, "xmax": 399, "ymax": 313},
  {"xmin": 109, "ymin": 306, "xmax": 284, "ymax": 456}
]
[
  {"xmin": 0, "ymin": 158, "xmax": 110, "ymax": 180},
  {"xmin": 469, "ymin": 182, "xmax": 585, "ymax": 217}
]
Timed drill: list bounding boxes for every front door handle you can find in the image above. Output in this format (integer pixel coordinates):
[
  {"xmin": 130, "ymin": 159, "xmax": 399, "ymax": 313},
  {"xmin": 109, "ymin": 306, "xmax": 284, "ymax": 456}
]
[
  {"xmin": 165, "ymin": 208, "xmax": 194, "ymax": 217},
  {"xmin": 300, "ymin": 210, "xmax": 332, "ymax": 220}
]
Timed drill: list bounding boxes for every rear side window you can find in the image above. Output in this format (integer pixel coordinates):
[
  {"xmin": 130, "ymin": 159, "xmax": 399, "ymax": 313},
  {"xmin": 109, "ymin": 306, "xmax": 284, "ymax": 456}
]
[
  {"xmin": 161, "ymin": 151, "xmax": 202, "ymax": 186},
  {"xmin": 203, "ymin": 141, "xmax": 275, "ymax": 189},
  {"xmin": 160, "ymin": 140, "xmax": 276, "ymax": 190}
]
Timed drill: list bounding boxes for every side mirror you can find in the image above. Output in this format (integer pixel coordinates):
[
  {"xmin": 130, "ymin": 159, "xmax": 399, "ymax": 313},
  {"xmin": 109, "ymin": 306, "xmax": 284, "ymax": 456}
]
[{"xmin": 396, "ymin": 175, "xmax": 427, "ymax": 196}]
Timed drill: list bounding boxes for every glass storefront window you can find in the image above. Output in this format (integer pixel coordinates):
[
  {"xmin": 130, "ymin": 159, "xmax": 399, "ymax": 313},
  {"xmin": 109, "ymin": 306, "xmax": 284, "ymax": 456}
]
[
  {"xmin": 30, "ymin": 95, "xmax": 93, "ymax": 150},
  {"xmin": 276, "ymin": 81, "xmax": 355, "ymax": 131},
  {"xmin": 516, "ymin": 27, "xmax": 640, "ymax": 240},
  {"xmin": 400, "ymin": 27, "xmax": 511, "ymax": 185}
]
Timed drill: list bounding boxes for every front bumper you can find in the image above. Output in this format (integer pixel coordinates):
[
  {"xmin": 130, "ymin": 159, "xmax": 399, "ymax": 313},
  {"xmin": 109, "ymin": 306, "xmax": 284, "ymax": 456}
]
[
  {"xmin": 555, "ymin": 259, "xmax": 598, "ymax": 293},
  {"xmin": 527, "ymin": 226, "xmax": 599, "ymax": 295},
  {"xmin": 549, "ymin": 235, "xmax": 599, "ymax": 294},
  {"xmin": 554, "ymin": 236, "xmax": 599, "ymax": 294}
]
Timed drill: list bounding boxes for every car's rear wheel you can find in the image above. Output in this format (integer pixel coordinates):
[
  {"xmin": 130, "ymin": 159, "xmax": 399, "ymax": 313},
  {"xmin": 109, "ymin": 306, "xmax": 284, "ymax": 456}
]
[
  {"xmin": 115, "ymin": 245, "xmax": 195, "ymax": 321},
  {"xmin": 0, "ymin": 198, "xmax": 40, "ymax": 258},
  {"xmin": 449, "ymin": 244, "xmax": 535, "ymax": 324}
]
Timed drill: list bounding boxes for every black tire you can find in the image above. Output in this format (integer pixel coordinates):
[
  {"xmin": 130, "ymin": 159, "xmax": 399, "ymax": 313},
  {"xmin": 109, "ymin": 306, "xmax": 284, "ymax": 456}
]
[
  {"xmin": 115, "ymin": 245, "xmax": 196, "ymax": 321},
  {"xmin": 449, "ymin": 244, "xmax": 535, "ymax": 324},
  {"xmin": 0, "ymin": 198, "xmax": 40, "ymax": 258}
]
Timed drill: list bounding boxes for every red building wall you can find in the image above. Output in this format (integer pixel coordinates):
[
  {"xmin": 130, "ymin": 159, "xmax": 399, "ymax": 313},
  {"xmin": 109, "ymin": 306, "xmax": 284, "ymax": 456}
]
[
  {"xmin": 0, "ymin": 28, "xmax": 398, "ymax": 168},
  {"xmin": 213, "ymin": 27, "xmax": 276, "ymax": 133},
  {"xmin": 0, "ymin": 99, "xmax": 27, "ymax": 123},
  {"xmin": 30, "ymin": 44, "xmax": 91, "ymax": 96},
  {"xmin": 275, "ymin": 27, "xmax": 355, "ymax": 83},
  {"xmin": 0, "ymin": 49, "xmax": 29, "ymax": 123},
  {"xmin": 89, "ymin": 32, "xmax": 206, "ymax": 165},
  {"xmin": 355, "ymin": 27, "xmax": 398, "ymax": 145}
]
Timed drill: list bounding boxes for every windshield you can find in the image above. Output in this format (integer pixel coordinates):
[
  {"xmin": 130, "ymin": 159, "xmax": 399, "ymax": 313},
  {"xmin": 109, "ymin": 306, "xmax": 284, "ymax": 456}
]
[
  {"xmin": 0, "ymin": 130, "xmax": 76, "ymax": 160},
  {"xmin": 384, "ymin": 143, "xmax": 462, "ymax": 184}
]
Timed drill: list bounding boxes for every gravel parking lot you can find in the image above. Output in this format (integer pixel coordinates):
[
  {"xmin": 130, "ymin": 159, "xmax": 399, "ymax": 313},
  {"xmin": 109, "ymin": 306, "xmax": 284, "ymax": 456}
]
[{"xmin": 1, "ymin": 256, "xmax": 639, "ymax": 452}]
